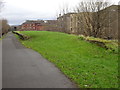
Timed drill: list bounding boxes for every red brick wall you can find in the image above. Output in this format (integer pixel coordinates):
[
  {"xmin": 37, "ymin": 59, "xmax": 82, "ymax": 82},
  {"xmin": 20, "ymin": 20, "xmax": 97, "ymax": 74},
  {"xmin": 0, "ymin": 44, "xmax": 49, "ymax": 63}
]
[{"xmin": 20, "ymin": 23, "xmax": 44, "ymax": 31}]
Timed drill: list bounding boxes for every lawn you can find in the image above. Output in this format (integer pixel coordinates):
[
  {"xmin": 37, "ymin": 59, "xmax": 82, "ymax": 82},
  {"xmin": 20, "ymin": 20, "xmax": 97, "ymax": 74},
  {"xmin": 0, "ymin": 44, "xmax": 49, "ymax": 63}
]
[{"xmin": 16, "ymin": 31, "xmax": 118, "ymax": 88}]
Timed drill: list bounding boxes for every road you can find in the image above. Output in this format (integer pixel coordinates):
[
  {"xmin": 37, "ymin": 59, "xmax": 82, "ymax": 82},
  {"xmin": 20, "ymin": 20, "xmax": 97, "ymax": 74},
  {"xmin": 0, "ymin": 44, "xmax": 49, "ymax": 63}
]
[{"xmin": 2, "ymin": 32, "xmax": 76, "ymax": 88}]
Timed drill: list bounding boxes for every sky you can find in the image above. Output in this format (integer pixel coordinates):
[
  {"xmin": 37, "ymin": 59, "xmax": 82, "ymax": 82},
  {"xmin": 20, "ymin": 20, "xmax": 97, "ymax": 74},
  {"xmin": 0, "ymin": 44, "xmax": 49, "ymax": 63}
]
[{"xmin": 0, "ymin": 0, "xmax": 119, "ymax": 25}]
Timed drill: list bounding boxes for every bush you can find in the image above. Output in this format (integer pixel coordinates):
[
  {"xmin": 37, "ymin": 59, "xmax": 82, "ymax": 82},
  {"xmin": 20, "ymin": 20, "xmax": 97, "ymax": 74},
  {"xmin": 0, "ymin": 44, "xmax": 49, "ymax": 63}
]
[{"xmin": 78, "ymin": 35, "xmax": 86, "ymax": 40}]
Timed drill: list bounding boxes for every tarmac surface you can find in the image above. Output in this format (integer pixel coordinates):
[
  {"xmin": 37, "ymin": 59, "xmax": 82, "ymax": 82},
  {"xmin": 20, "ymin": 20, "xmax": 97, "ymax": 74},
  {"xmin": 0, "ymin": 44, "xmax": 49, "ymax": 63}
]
[
  {"xmin": 2, "ymin": 32, "xmax": 76, "ymax": 88},
  {"xmin": 0, "ymin": 40, "xmax": 2, "ymax": 89}
]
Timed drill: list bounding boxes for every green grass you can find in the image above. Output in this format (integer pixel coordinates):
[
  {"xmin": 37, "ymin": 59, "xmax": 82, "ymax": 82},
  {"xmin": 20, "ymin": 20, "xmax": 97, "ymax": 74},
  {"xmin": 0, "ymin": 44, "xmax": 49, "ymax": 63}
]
[
  {"xmin": 0, "ymin": 36, "xmax": 3, "ymax": 40},
  {"xmin": 78, "ymin": 35, "xmax": 119, "ymax": 53},
  {"xmin": 16, "ymin": 31, "xmax": 118, "ymax": 88},
  {"xmin": 0, "ymin": 33, "xmax": 8, "ymax": 40}
]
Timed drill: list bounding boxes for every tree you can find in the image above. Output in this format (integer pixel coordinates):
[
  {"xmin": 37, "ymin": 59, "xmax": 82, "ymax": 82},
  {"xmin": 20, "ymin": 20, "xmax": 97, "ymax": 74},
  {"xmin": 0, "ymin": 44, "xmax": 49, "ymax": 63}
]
[
  {"xmin": 57, "ymin": 3, "xmax": 71, "ymax": 33},
  {"xmin": 0, "ymin": 0, "xmax": 4, "ymax": 36},
  {"xmin": 58, "ymin": 3, "xmax": 70, "ymax": 16},
  {"xmin": 0, "ymin": 0, "xmax": 10, "ymax": 36},
  {"xmin": 1, "ymin": 19, "xmax": 10, "ymax": 35},
  {"xmin": 75, "ymin": 0, "xmax": 112, "ymax": 38}
]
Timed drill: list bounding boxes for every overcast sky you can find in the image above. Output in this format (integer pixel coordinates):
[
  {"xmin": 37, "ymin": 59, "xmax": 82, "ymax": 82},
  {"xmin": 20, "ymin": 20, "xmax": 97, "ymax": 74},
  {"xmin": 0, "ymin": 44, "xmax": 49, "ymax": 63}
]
[{"xmin": 0, "ymin": 0, "xmax": 119, "ymax": 25}]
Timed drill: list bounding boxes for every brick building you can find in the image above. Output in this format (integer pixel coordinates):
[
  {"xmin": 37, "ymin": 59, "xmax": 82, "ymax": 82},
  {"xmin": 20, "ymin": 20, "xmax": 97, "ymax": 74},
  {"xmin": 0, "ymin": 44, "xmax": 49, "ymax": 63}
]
[
  {"xmin": 19, "ymin": 20, "xmax": 58, "ymax": 31},
  {"xmin": 20, "ymin": 20, "xmax": 45, "ymax": 31}
]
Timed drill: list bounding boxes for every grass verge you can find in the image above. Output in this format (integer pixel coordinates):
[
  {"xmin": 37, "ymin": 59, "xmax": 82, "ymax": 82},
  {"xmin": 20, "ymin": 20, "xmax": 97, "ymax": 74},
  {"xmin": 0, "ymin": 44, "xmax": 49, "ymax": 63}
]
[
  {"xmin": 78, "ymin": 35, "xmax": 119, "ymax": 53},
  {"xmin": 15, "ymin": 31, "xmax": 118, "ymax": 88},
  {"xmin": 0, "ymin": 34, "xmax": 6, "ymax": 40}
]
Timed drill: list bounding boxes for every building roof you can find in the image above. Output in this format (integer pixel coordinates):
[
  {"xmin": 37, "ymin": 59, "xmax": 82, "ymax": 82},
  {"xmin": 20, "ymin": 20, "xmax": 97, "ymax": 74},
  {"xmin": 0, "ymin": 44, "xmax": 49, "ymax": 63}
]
[
  {"xmin": 100, "ymin": 5, "xmax": 120, "ymax": 12},
  {"xmin": 22, "ymin": 20, "xmax": 57, "ymax": 26},
  {"xmin": 57, "ymin": 12, "xmax": 77, "ymax": 19},
  {"xmin": 22, "ymin": 20, "xmax": 45, "ymax": 24}
]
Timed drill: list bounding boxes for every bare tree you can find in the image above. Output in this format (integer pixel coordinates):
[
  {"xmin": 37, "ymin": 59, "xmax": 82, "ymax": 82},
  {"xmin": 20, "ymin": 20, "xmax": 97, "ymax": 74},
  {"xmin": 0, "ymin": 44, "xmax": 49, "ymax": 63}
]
[
  {"xmin": 57, "ymin": 3, "xmax": 71, "ymax": 32},
  {"xmin": 58, "ymin": 3, "xmax": 70, "ymax": 16},
  {"xmin": 0, "ymin": 0, "xmax": 10, "ymax": 36},
  {"xmin": 75, "ymin": 0, "xmax": 112, "ymax": 38},
  {"xmin": 1, "ymin": 19, "xmax": 10, "ymax": 34},
  {"xmin": 0, "ymin": 0, "xmax": 4, "ymax": 37}
]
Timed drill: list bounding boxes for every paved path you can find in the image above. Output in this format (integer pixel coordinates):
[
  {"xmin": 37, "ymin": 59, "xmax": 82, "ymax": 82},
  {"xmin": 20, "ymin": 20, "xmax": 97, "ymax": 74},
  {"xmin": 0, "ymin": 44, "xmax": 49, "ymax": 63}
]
[
  {"xmin": 2, "ymin": 32, "xmax": 76, "ymax": 88},
  {"xmin": 0, "ymin": 40, "xmax": 2, "ymax": 89}
]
